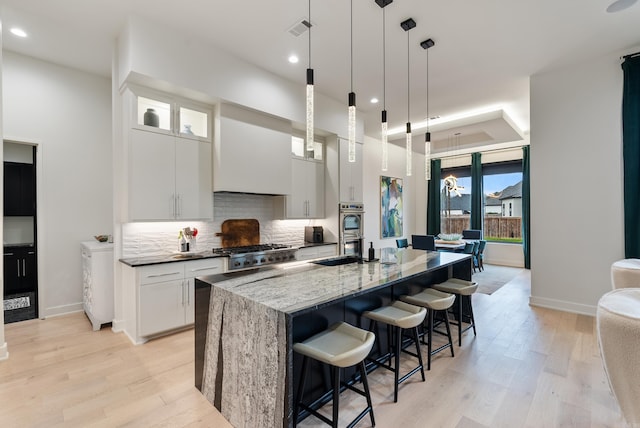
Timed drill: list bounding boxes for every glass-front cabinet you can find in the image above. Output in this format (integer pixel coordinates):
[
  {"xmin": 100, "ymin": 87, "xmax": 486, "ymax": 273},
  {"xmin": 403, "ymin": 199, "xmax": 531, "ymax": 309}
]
[{"xmin": 131, "ymin": 86, "xmax": 211, "ymax": 142}]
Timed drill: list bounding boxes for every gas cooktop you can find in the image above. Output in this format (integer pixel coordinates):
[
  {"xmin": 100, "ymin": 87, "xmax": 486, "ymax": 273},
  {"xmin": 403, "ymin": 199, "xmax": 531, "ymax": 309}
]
[{"xmin": 212, "ymin": 244, "xmax": 297, "ymax": 271}]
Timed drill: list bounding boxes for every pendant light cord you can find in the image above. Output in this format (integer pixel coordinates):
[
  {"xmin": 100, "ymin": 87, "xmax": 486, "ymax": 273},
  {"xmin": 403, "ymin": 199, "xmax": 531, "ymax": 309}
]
[
  {"xmin": 407, "ymin": 30, "xmax": 410, "ymax": 122},
  {"xmin": 350, "ymin": 0, "xmax": 354, "ymax": 92},
  {"xmin": 382, "ymin": 8, "xmax": 386, "ymax": 111},
  {"xmin": 426, "ymin": 49, "xmax": 429, "ymax": 131},
  {"xmin": 308, "ymin": 0, "xmax": 311, "ymax": 68}
]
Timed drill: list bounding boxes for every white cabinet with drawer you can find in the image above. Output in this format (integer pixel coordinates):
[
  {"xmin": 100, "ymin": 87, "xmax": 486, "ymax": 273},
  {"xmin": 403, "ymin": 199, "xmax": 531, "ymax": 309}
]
[{"xmin": 122, "ymin": 257, "xmax": 225, "ymax": 344}]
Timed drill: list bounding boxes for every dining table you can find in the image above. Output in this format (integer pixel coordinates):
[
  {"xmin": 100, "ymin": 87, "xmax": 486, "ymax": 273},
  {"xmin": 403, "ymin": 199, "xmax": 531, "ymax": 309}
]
[{"xmin": 434, "ymin": 239, "xmax": 467, "ymax": 251}]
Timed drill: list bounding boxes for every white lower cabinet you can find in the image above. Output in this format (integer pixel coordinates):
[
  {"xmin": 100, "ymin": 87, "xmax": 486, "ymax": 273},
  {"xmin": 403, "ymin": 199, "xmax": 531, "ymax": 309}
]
[
  {"xmin": 123, "ymin": 258, "xmax": 224, "ymax": 344},
  {"xmin": 139, "ymin": 278, "xmax": 185, "ymax": 337},
  {"xmin": 296, "ymin": 244, "xmax": 337, "ymax": 261}
]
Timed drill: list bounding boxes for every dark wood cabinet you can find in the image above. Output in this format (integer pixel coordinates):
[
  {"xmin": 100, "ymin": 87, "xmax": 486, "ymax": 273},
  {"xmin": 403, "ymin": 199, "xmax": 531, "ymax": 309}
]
[
  {"xmin": 3, "ymin": 246, "xmax": 37, "ymax": 295},
  {"xmin": 4, "ymin": 161, "xmax": 35, "ymax": 216}
]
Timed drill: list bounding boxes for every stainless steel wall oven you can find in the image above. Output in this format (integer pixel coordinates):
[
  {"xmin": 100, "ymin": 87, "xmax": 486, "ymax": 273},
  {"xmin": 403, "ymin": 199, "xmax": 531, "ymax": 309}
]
[{"xmin": 339, "ymin": 202, "xmax": 364, "ymax": 256}]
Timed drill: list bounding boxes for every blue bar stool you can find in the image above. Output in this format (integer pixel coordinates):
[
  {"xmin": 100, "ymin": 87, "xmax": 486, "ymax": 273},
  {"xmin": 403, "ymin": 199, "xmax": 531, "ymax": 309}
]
[
  {"xmin": 293, "ymin": 322, "xmax": 376, "ymax": 428},
  {"xmin": 363, "ymin": 301, "xmax": 427, "ymax": 402}
]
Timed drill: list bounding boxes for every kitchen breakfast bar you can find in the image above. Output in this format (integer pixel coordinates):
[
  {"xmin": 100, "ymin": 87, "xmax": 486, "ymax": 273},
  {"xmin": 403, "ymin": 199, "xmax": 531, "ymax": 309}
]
[{"xmin": 194, "ymin": 249, "xmax": 472, "ymax": 427}]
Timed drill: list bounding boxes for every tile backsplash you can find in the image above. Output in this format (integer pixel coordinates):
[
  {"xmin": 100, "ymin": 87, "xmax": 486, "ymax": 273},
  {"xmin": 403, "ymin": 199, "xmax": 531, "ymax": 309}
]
[{"xmin": 122, "ymin": 193, "xmax": 315, "ymax": 258}]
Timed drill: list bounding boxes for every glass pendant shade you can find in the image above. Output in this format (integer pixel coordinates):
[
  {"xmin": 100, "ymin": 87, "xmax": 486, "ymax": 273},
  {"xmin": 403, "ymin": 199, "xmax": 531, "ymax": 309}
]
[
  {"xmin": 425, "ymin": 132, "xmax": 431, "ymax": 180},
  {"xmin": 381, "ymin": 110, "xmax": 388, "ymax": 171},
  {"xmin": 306, "ymin": 69, "xmax": 314, "ymax": 151},
  {"xmin": 406, "ymin": 122, "xmax": 412, "ymax": 176},
  {"xmin": 348, "ymin": 92, "xmax": 356, "ymax": 162}
]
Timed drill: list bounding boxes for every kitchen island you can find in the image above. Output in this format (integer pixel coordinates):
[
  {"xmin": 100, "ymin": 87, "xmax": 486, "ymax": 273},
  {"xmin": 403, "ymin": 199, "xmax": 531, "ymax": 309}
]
[{"xmin": 194, "ymin": 249, "xmax": 472, "ymax": 427}]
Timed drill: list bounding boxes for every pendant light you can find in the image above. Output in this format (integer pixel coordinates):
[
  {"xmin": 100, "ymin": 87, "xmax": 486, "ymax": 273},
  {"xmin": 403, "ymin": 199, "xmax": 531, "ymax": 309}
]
[
  {"xmin": 421, "ymin": 38, "xmax": 435, "ymax": 181},
  {"xmin": 401, "ymin": 18, "xmax": 416, "ymax": 176},
  {"xmin": 347, "ymin": 0, "xmax": 356, "ymax": 162},
  {"xmin": 306, "ymin": 0, "xmax": 314, "ymax": 152},
  {"xmin": 375, "ymin": 0, "xmax": 392, "ymax": 171}
]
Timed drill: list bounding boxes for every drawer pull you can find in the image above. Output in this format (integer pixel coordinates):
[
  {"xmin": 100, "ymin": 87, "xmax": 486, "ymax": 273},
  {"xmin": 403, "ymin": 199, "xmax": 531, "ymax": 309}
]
[
  {"xmin": 189, "ymin": 266, "xmax": 219, "ymax": 272},
  {"xmin": 146, "ymin": 271, "xmax": 181, "ymax": 278}
]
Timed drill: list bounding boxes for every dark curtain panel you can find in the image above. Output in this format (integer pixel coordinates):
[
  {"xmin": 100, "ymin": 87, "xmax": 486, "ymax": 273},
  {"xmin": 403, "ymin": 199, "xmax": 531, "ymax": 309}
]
[
  {"xmin": 427, "ymin": 159, "xmax": 441, "ymax": 235},
  {"xmin": 470, "ymin": 153, "xmax": 483, "ymax": 230},
  {"xmin": 622, "ymin": 54, "xmax": 640, "ymax": 258},
  {"xmin": 522, "ymin": 145, "xmax": 531, "ymax": 269}
]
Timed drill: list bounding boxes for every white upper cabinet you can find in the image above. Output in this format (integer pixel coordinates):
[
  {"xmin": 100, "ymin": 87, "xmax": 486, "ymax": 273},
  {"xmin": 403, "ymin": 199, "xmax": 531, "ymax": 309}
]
[
  {"xmin": 213, "ymin": 103, "xmax": 292, "ymax": 195},
  {"xmin": 339, "ymin": 138, "xmax": 363, "ymax": 203},
  {"xmin": 129, "ymin": 129, "xmax": 213, "ymax": 221},
  {"xmin": 285, "ymin": 157, "xmax": 324, "ymax": 218},
  {"xmin": 125, "ymin": 86, "xmax": 213, "ymax": 221}
]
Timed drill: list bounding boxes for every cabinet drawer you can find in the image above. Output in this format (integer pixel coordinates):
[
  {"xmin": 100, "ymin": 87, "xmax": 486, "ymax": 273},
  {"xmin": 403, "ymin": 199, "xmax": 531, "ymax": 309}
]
[
  {"xmin": 139, "ymin": 263, "xmax": 184, "ymax": 285},
  {"xmin": 184, "ymin": 258, "xmax": 225, "ymax": 278}
]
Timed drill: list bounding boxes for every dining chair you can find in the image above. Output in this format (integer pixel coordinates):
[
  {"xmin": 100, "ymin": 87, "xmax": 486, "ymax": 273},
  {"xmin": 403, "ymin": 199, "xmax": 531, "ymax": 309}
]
[
  {"xmin": 462, "ymin": 243, "xmax": 474, "ymax": 254},
  {"xmin": 462, "ymin": 229, "xmax": 482, "ymax": 240},
  {"xmin": 411, "ymin": 235, "xmax": 435, "ymax": 251},
  {"xmin": 476, "ymin": 240, "xmax": 487, "ymax": 271},
  {"xmin": 396, "ymin": 238, "xmax": 409, "ymax": 249},
  {"xmin": 471, "ymin": 241, "xmax": 480, "ymax": 272}
]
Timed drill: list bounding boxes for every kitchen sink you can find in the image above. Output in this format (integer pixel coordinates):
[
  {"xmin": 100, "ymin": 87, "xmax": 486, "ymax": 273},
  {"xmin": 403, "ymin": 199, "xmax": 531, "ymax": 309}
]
[{"xmin": 312, "ymin": 256, "xmax": 361, "ymax": 266}]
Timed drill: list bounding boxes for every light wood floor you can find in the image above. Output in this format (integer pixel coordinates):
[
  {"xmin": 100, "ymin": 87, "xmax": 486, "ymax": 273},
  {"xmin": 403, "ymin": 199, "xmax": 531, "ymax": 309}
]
[{"xmin": 1, "ymin": 269, "xmax": 626, "ymax": 427}]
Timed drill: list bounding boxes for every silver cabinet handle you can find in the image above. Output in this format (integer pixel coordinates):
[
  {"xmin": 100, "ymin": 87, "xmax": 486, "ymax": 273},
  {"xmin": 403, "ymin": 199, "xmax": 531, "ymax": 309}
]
[
  {"xmin": 146, "ymin": 271, "xmax": 181, "ymax": 278},
  {"xmin": 4, "ymin": 252, "xmax": 14, "ymax": 256},
  {"xmin": 189, "ymin": 266, "xmax": 219, "ymax": 272},
  {"xmin": 178, "ymin": 194, "xmax": 182, "ymax": 218},
  {"xmin": 187, "ymin": 283, "xmax": 190, "ymax": 306},
  {"xmin": 182, "ymin": 281, "xmax": 186, "ymax": 306},
  {"xmin": 17, "ymin": 260, "xmax": 21, "ymax": 277}
]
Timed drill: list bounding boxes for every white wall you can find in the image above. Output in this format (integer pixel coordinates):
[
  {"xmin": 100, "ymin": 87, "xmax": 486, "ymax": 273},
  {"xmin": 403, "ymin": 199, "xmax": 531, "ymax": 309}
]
[
  {"xmin": 529, "ymin": 49, "xmax": 631, "ymax": 315},
  {"xmin": 362, "ymin": 135, "xmax": 426, "ymax": 254},
  {"xmin": 3, "ymin": 51, "xmax": 113, "ymax": 317}
]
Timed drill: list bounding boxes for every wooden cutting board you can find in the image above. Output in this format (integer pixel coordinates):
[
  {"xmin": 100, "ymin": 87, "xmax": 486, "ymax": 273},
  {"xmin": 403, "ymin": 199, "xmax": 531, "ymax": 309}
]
[{"xmin": 216, "ymin": 219, "xmax": 260, "ymax": 248}]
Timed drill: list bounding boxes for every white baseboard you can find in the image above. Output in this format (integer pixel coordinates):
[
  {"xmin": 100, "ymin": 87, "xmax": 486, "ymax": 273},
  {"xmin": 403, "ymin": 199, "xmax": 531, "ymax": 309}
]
[
  {"xmin": 529, "ymin": 296, "xmax": 597, "ymax": 317},
  {"xmin": 42, "ymin": 302, "xmax": 83, "ymax": 318},
  {"xmin": 111, "ymin": 319, "xmax": 125, "ymax": 333},
  {"xmin": 485, "ymin": 257, "xmax": 525, "ymax": 268},
  {"xmin": 0, "ymin": 342, "xmax": 8, "ymax": 361}
]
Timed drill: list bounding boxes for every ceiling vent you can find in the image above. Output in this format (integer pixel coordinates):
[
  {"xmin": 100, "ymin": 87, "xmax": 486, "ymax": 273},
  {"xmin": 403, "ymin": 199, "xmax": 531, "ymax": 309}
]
[{"xmin": 288, "ymin": 18, "xmax": 312, "ymax": 37}]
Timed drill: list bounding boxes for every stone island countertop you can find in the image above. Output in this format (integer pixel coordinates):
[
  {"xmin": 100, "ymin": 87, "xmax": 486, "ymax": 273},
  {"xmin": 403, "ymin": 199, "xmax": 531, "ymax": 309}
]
[{"xmin": 195, "ymin": 249, "xmax": 472, "ymax": 427}]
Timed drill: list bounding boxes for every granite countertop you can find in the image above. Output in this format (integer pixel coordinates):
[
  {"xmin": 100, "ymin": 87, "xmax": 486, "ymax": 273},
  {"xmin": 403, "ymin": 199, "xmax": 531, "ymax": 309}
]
[
  {"xmin": 119, "ymin": 242, "xmax": 338, "ymax": 267},
  {"xmin": 197, "ymin": 249, "xmax": 470, "ymax": 315},
  {"xmin": 119, "ymin": 251, "xmax": 227, "ymax": 267}
]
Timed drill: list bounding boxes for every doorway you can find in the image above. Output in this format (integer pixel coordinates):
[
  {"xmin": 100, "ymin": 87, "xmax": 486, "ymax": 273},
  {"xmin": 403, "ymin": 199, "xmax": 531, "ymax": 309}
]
[{"xmin": 3, "ymin": 141, "xmax": 38, "ymax": 323}]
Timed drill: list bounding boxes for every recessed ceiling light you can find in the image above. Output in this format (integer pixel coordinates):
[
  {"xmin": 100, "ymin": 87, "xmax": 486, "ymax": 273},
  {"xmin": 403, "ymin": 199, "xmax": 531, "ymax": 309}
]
[
  {"xmin": 606, "ymin": 0, "xmax": 637, "ymax": 12},
  {"xmin": 370, "ymin": 97, "xmax": 379, "ymax": 104},
  {"xmin": 10, "ymin": 27, "xmax": 28, "ymax": 38},
  {"xmin": 288, "ymin": 54, "xmax": 299, "ymax": 64}
]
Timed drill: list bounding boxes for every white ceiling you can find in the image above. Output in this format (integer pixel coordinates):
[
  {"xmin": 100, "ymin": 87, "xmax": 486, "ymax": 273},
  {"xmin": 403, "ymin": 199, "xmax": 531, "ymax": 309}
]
[{"xmin": 2, "ymin": 0, "xmax": 640, "ymax": 151}]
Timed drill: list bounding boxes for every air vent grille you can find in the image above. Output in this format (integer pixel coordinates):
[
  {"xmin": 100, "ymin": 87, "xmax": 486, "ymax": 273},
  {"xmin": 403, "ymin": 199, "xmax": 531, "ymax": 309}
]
[{"xmin": 288, "ymin": 18, "xmax": 312, "ymax": 37}]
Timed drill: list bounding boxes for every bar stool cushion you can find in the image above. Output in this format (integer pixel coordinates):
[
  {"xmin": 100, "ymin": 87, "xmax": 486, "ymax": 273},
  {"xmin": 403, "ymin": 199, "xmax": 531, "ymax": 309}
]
[
  {"xmin": 400, "ymin": 288, "xmax": 455, "ymax": 311},
  {"xmin": 363, "ymin": 301, "xmax": 426, "ymax": 329},
  {"xmin": 597, "ymin": 288, "xmax": 640, "ymax": 425},
  {"xmin": 611, "ymin": 258, "xmax": 640, "ymax": 289},
  {"xmin": 432, "ymin": 278, "xmax": 478, "ymax": 296},
  {"xmin": 293, "ymin": 322, "xmax": 375, "ymax": 368}
]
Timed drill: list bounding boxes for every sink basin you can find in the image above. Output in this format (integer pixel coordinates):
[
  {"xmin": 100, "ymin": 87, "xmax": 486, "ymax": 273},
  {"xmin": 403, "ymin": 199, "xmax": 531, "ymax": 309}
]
[
  {"xmin": 312, "ymin": 256, "xmax": 361, "ymax": 266},
  {"xmin": 172, "ymin": 253, "xmax": 204, "ymax": 259}
]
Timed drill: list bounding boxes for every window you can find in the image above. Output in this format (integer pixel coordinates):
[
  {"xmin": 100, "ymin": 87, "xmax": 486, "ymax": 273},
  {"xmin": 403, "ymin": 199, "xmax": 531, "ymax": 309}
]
[
  {"xmin": 440, "ymin": 166, "xmax": 471, "ymax": 234},
  {"xmin": 482, "ymin": 161, "xmax": 523, "ymax": 243}
]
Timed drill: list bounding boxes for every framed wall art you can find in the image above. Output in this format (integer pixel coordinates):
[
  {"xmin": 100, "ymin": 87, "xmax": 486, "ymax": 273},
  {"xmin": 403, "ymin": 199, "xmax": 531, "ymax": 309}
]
[{"xmin": 380, "ymin": 176, "xmax": 403, "ymax": 238}]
